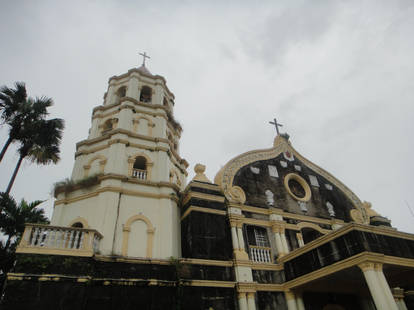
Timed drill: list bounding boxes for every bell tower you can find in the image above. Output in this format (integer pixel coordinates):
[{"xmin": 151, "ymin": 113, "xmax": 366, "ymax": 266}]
[{"xmin": 51, "ymin": 59, "xmax": 188, "ymax": 259}]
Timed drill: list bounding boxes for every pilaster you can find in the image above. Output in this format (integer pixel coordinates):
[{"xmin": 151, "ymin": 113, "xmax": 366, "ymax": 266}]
[
  {"xmin": 238, "ymin": 292, "xmax": 248, "ymax": 310},
  {"xmin": 392, "ymin": 288, "xmax": 408, "ymax": 310},
  {"xmin": 247, "ymin": 292, "xmax": 256, "ymax": 310},
  {"xmin": 285, "ymin": 291, "xmax": 298, "ymax": 310},
  {"xmin": 374, "ymin": 263, "xmax": 399, "ymax": 310},
  {"xmin": 358, "ymin": 262, "xmax": 397, "ymax": 310},
  {"xmin": 126, "ymin": 76, "xmax": 139, "ymax": 99},
  {"xmin": 105, "ymin": 82, "xmax": 116, "ymax": 105}
]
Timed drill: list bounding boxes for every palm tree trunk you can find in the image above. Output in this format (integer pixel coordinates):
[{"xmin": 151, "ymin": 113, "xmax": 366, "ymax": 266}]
[
  {"xmin": 0, "ymin": 137, "xmax": 13, "ymax": 163},
  {"xmin": 5, "ymin": 155, "xmax": 24, "ymax": 195}
]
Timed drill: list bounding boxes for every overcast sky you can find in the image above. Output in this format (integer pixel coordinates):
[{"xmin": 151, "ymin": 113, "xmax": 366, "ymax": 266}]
[{"xmin": 0, "ymin": 1, "xmax": 413, "ymax": 233}]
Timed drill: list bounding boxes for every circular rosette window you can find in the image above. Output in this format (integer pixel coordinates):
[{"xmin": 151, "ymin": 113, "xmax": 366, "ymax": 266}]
[{"xmin": 284, "ymin": 173, "xmax": 311, "ymax": 202}]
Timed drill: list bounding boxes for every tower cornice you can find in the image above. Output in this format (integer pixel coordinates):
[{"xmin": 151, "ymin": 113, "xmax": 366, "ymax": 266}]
[
  {"xmin": 108, "ymin": 68, "xmax": 175, "ymax": 99},
  {"xmin": 92, "ymin": 98, "xmax": 182, "ymax": 134},
  {"xmin": 75, "ymin": 132, "xmax": 188, "ymax": 174}
]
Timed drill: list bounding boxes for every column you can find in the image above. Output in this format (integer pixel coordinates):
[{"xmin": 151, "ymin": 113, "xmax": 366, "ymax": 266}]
[
  {"xmin": 296, "ymin": 233, "xmax": 305, "ymax": 248},
  {"xmin": 238, "ymin": 292, "xmax": 248, "ymax": 310},
  {"xmin": 154, "ymin": 84, "xmax": 163, "ymax": 105},
  {"xmin": 137, "ymin": 86, "xmax": 142, "ymax": 102},
  {"xmin": 285, "ymin": 291, "xmax": 298, "ymax": 310},
  {"xmin": 89, "ymin": 116, "xmax": 100, "ymax": 139},
  {"xmin": 392, "ymin": 288, "xmax": 408, "ymax": 310},
  {"xmin": 237, "ymin": 224, "xmax": 245, "ymax": 251},
  {"xmin": 105, "ymin": 83, "xmax": 116, "ymax": 105},
  {"xmin": 272, "ymin": 226, "xmax": 286, "ymax": 257},
  {"xmin": 247, "ymin": 292, "xmax": 256, "ymax": 310},
  {"xmin": 296, "ymin": 292, "xmax": 305, "ymax": 310},
  {"xmin": 359, "ymin": 262, "xmax": 391, "ymax": 310},
  {"xmin": 126, "ymin": 76, "xmax": 139, "ymax": 99},
  {"xmin": 396, "ymin": 300, "xmax": 408, "ymax": 310},
  {"xmin": 374, "ymin": 264, "xmax": 399, "ymax": 310},
  {"xmin": 118, "ymin": 105, "xmax": 133, "ymax": 131},
  {"xmin": 280, "ymin": 228, "xmax": 290, "ymax": 254},
  {"xmin": 231, "ymin": 225, "xmax": 240, "ymax": 251}
]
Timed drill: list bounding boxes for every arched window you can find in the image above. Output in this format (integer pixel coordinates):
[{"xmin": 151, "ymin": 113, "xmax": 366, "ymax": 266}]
[
  {"xmin": 102, "ymin": 119, "xmax": 113, "ymax": 134},
  {"xmin": 301, "ymin": 227, "xmax": 323, "ymax": 244},
  {"xmin": 71, "ymin": 222, "xmax": 83, "ymax": 228},
  {"xmin": 115, "ymin": 86, "xmax": 126, "ymax": 104},
  {"xmin": 133, "ymin": 156, "xmax": 147, "ymax": 179},
  {"xmin": 140, "ymin": 86, "xmax": 152, "ymax": 103},
  {"xmin": 122, "ymin": 214, "xmax": 155, "ymax": 258},
  {"xmin": 246, "ymin": 226, "xmax": 272, "ymax": 263}
]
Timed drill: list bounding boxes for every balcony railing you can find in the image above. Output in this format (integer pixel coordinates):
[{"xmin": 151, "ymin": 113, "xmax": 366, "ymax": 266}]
[
  {"xmin": 16, "ymin": 224, "xmax": 103, "ymax": 257},
  {"xmin": 132, "ymin": 169, "xmax": 147, "ymax": 180},
  {"xmin": 249, "ymin": 245, "xmax": 272, "ymax": 263}
]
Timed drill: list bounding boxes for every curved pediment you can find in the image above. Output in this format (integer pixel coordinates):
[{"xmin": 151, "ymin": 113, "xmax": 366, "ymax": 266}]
[{"xmin": 214, "ymin": 136, "xmax": 369, "ymax": 223}]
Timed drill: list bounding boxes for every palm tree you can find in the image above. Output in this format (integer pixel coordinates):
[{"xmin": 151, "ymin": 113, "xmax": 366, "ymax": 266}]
[
  {"xmin": 5, "ymin": 117, "xmax": 64, "ymax": 195},
  {"xmin": 0, "ymin": 193, "xmax": 48, "ymax": 251},
  {"xmin": 0, "ymin": 83, "xmax": 51, "ymax": 162},
  {"xmin": 0, "ymin": 193, "xmax": 48, "ymax": 280}
]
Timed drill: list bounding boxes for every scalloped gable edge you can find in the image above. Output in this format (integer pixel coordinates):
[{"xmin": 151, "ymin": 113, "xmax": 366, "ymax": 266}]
[{"xmin": 214, "ymin": 135, "xmax": 364, "ymax": 213}]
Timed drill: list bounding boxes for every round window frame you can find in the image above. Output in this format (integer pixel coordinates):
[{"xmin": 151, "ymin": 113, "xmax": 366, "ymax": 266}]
[{"xmin": 284, "ymin": 173, "xmax": 311, "ymax": 202}]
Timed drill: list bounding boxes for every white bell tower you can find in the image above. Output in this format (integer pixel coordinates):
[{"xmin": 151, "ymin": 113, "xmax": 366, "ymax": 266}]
[{"xmin": 51, "ymin": 57, "xmax": 188, "ymax": 259}]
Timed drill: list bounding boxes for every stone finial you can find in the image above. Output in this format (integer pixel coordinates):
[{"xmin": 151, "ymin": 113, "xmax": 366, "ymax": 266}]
[
  {"xmin": 280, "ymin": 133, "xmax": 290, "ymax": 140},
  {"xmin": 273, "ymin": 133, "xmax": 291, "ymax": 148},
  {"xmin": 192, "ymin": 164, "xmax": 212, "ymax": 183},
  {"xmin": 362, "ymin": 201, "xmax": 380, "ymax": 217}
]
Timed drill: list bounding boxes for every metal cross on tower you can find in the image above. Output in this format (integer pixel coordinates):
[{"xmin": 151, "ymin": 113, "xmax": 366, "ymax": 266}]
[
  {"xmin": 269, "ymin": 118, "xmax": 283, "ymax": 136},
  {"xmin": 139, "ymin": 52, "xmax": 151, "ymax": 66}
]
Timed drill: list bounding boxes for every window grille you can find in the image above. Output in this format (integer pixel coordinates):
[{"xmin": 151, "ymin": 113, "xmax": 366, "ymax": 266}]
[{"xmin": 254, "ymin": 228, "xmax": 269, "ymax": 247}]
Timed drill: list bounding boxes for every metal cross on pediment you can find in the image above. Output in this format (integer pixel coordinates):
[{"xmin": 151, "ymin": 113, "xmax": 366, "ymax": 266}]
[
  {"xmin": 269, "ymin": 118, "xmax": 283, "ymax": 136},
  {"xmin": 139, "ymin": 52, "xmax": 151, "ymax": 66}
]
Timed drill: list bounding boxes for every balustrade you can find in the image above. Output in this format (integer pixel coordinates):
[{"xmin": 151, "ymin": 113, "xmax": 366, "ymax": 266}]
[
  {"xmin": 16, "ymin": 224, "xmax": 103, "ymax": 257},
  {"xmin": 249, "ymin": 245, "xmax": 272, "ymax": 263},
  {"xmin": 132, "ymin": 168, "xmax": 147, "ymax": 179}
]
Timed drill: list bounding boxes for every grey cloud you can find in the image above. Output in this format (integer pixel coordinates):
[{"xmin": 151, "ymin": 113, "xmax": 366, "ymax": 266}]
[{"xmin": 240, "ymin": 1, "xmax": 339, "ymax": 66}]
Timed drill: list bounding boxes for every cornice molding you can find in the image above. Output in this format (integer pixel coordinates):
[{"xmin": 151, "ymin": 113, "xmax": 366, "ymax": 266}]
[
  {"xmin": 108, "ymin": 67, "xmax": 175, "ymax": 98},
  {"xmin": 92, "ymin": 100, "xmax": 182, "ymax": 135},
  {"xmin": 284, "ymin": 252, "xmax": 390, "ymax": 289},
  {"xmin": 75, "ymin": 133, "xmax": 188, "ymax": 173},
  {"xmin": 182, "ymin": 191, "xmax": 225, "ymax": 206},
  {"xmin": 183, "ymin": 181, "xmax": 222, "ymax": 193},
  {"xmin": 278, "ymin": 223, "xmax": 414, "ymax": 263},
  {"xmin": 55, "ymin": 183, "xmax": 180, "ymax": 206},
  {"xmin": 240, "ymin": 205, "xmax": 343, "ymax": 226},
  {"xmin": 181, "ymin": 206, "xmax": 226, "ymax": 220}
]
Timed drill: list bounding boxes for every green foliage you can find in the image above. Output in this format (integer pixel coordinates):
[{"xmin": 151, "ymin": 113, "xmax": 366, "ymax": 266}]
[
  {"xmin": 16, "ymin": 254, "xmax": 55, "ymax": 271},
  {"xmin": 0, "ymin": 193, "xmax": 48, "ymax": 241},
  {"xmin": 0, "ymin": 82, "xmax": 65, "ymax": 194},
  {"xmin": 0, "ymin": 82, "xmax": 28, "ymax": 124},
  {"xmin": 14, "ymin": 254, "xmax": 93, "ymax": 275},
  {"xmin": 53, "ymin": 174, "xmax": 101, "ymax": 197},
  {"xmin": 0, "ymin": 193, "xmax": 49, "ymax": 276},
  {"xmin": 0, "ymin": 82, "xmax": 53, "ymax": 163}
]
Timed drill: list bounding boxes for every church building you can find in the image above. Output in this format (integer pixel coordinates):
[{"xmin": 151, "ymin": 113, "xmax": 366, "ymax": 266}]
[{"xmin": 2, "ymin": 60, "xmax": 414, "ymax": 310}]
